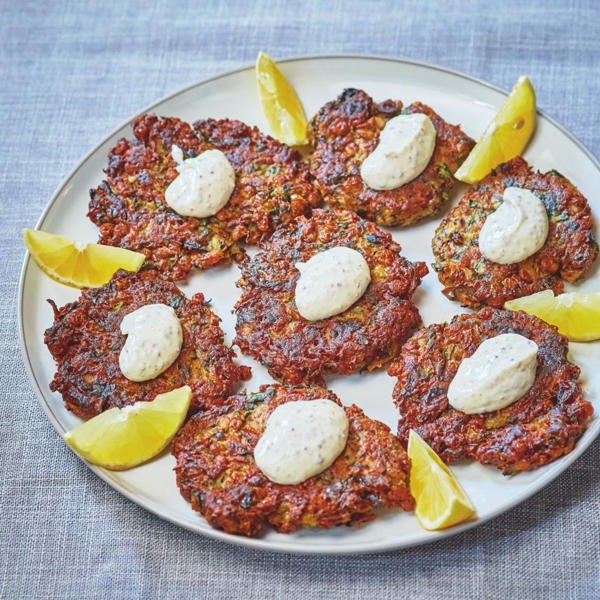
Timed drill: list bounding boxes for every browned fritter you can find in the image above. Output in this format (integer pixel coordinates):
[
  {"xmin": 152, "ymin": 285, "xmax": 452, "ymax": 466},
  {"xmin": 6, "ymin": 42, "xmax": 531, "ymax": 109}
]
[
  {"xmin": 233, "ymin": 208, "xmax": 428, "ymax": 385},
  {"xmin": 172, "ymin": 384, "xmax": 415, "ymax": 537},
  {"xmin": 307, "ymin": 88, "xmax": 474, "ymax": 226},
  {"xmin": 44, "ymin": 269, "xmax": 250, "ymax": 418},
  {"xmin": 388, "ymin": 308, "xmax": 593, "ymax": 475},
  {"xmin": 88, "ymin": 114, "xmax": 321, "ymax": 281},
  {"xmin": 432, "ymin": 157, "xmax": 599, "ymax": 308}
]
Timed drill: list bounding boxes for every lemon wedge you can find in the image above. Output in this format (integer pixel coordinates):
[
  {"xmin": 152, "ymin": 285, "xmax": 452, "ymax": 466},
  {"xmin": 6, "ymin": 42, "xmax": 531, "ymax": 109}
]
[
  {"xmin": 408, "ymin": 430, "xmax": 476, "ymax": 530},
  {"xmin": 23, "ymin": 229, "xmax": 145, "ymax": 288},
  {"xmin": 255, "ymin": 51, "xmax": 308, "ymax": 146},
  {"xmin": 455, "ymin": 76, "xmax": 536, "ymax": 184},
  {"xmin": 64, "ymin": 386, "xmax": 191, "ymax": 470},
  {"xmin": 505, "ymin": 290, "xmax": 600, "ymax": 341}
]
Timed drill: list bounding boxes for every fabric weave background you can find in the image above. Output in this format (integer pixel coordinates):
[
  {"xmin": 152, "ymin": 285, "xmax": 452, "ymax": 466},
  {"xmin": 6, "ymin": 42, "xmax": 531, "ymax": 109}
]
[{"xmin": 1, "ymin": 1, "xmax": 599, "ymax": 598}]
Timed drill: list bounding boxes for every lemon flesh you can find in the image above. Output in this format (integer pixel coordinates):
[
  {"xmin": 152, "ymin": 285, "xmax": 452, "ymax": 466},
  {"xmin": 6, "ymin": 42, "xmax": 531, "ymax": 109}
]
[
  {"xmin": 64, "ymin": 386, "xmax": 191, "ymax": 470},
  {"xmin": 505, "ymin": 290, "xmax": 600, "ymax": 342},
  {"xmin": 455, "ymin": 76, "xmax": 536, "ymax": 184},
  {"xmin": 408, "ymin": 430, "xmax": 476, "ymax": 530},
  {"xmin": 255, "ymin": 51, "xmax": 308, "ymax": 146},
  {"xmin": 23, "ymin": 229, "xmax": 145, "ymax": 288}
]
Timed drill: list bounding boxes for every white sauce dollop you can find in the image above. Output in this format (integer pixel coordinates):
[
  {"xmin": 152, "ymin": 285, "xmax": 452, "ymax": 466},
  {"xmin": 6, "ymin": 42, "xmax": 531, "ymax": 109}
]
[
  {"xmin": 294, "ymin": 246, "xmax": 371, "ymax": 321},
  {"xmin": 164, "ymin": 145, "xmax": 235, "ymax": 218},
  {"xmin": 360, "ymin": 113, "xmax": 436, "ymax": 190},
  {"xmin": 254, "ymin": 399, "xmax": 349, "ymax": 485},
  {"xmin": 479, "ymin": 187, "xmax": 549, "ymax": 264},
  {"xmin": 118, "ymin": 304, "xmax": 183, "ymax": 382},
  {"xmin": 447, "ymin": 333, "xmax": 538, "ymax": 414}
]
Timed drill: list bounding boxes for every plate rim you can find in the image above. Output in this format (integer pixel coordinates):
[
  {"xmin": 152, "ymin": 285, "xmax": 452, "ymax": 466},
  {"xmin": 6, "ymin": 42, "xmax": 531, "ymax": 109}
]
[{"xmin": 17, "ymin": 53, "xmax": 600, "ymax": 555}]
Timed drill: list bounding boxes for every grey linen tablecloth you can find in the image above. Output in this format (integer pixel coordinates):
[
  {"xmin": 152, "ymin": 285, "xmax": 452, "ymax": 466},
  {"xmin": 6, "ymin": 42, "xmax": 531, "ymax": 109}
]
[{"xmin": 2, "ymin": 1, "xmax": 599, "ymax": 598}]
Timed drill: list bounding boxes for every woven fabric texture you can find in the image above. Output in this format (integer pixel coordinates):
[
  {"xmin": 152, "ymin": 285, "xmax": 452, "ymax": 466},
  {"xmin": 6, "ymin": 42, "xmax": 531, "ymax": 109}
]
[{"xmin": 1, "ymin": 0, "xmax": 599, "ymax": 598}]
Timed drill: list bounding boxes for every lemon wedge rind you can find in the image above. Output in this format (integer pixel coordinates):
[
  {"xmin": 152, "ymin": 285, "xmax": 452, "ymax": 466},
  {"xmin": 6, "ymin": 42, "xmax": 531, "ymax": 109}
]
[
  {"xmin": 454, "ymin": 75, "xmax": 536, "ymax": 184},
  {"xmin": 255, "ymin": 51, "xmax": 308, "ymax": 146},
  {"xmin": 505, "ymin": 290, "xmax": 600, "ymax": 342},
  {"xmin": 64, "ymin": 386, "xmax": 191, "ymax": 470},
  {"xmin": 408, "ymin": 430, "xmax": 476, "ymax": 531},
  {"xmin": 23, "ymin": 228, "xmax": 145, "ymax": 289}
]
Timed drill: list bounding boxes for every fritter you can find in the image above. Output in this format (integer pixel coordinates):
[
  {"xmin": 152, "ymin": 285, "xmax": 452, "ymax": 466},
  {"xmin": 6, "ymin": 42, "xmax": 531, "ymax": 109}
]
[
  {"xmin": 432, "ymin": 157, "xmax": 598, "ymax": 308},
  {"xmin": 193, "ymin": 118, "xmax": 321, "ymax": 244},
  {"xmin": 88, "ymin": 114, "xmax": 321, "ymax": 281},
  {"xmin": 307, "ymin": 88, "xmax": 474, "ymax": 226},
  {"xmin": 388, "ymin": 308, "xmax": 593, "ymax": 475},
  {"xmin": 45, "ymin": 269, "xmax": 251, "ymax": 418},
  {"xmin": 234, "ymin": 208, "xmax": 428, "ymax": 385},
  {"xmin": 172, "ymin": 384, "xmax": 415, "ymax": 537}
]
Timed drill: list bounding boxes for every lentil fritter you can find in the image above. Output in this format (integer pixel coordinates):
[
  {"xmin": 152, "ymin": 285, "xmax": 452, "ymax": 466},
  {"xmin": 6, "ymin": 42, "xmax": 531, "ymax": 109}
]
[
  {"xmin": 234, "ymin": 208, "xmax": 428, "ymax": 385},
  {"xmin": 432, "ymin": 157, "xmax": 598, "ymax": 308},
  {"xmin": 88, "ymin": 114, "xmax": 321, "ymax": 281},
  {"xmin": 172, "ymin": 384, "xmax": 415, "ymax": 537},
  {"xmin": 307, "ymin": 88, "xmax": 474, "ymax": 226},
  {"xmin": 388, "ymin": 308, "xmax": 593, "ymax": 475},
  {"xmin": 45, "ymin": 269, "xmax": 250, "ymax": 418}
]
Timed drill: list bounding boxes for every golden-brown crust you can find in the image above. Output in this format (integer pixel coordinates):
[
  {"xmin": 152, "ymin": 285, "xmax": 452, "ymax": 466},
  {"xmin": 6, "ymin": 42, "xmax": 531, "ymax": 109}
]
[
  {"xmin": 388, "ymin": 308, "xmax": 593, "ymax": 474},
  {"xmin": 432, "ymin": 157, "xmax": 599, "ymax": 308},
  {"xmin": 172, "ymin": 384, "xmax": 415, "ymax": 537},
  {"xmin": 233, "ymin": 208, "xmax": 428, "ymax": 384},
  {"xmin": 88, "ymin": 114, "xmax": 321, "ymax": 281},
  {"xmin": 308, "ymin": 89, "xmax": 474, "ymax": 226},
  {"xmin": 44, "ymin": 269, "xmax": 250, "ymax": 418}
]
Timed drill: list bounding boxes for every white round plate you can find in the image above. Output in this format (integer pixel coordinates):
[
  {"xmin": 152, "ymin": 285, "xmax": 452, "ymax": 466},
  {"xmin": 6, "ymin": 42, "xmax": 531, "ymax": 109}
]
[{"xmin": 19, "ymin": 55, "xmax": 600, "ymax": 554}]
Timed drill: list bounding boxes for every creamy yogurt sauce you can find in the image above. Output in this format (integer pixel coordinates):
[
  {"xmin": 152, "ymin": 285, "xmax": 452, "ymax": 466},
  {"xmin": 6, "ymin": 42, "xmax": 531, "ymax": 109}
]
[
  {"xmin": 447, "ymin": 333, "xmax": 539, "ymax": 414},
  {"xmin": 119, "ymin": 304, "xmax": 183, "ymax": 382},
  {"xmin": 479, "ymin": 187, "xmax": 549, "ymax": 264},
  {"xmin": 254, "ymin": 399, "xmax": 349, "ymax": 485},
  {"xmin": 164, "ymin": 145, "xmax": 235, "ymax": 218},
  {"xmin": 294, "ymin": 246, "xmax": 371, "ymax": 321},
  {"xmin": 360, "ymin": 113, "xmax": 436, "ymax": 190}
]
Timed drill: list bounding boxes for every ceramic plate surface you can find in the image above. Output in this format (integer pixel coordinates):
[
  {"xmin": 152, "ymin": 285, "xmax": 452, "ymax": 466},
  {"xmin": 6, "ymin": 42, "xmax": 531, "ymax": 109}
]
[{"xmin": 19, "ymin": 55, "xmax": 600, "ymax": 554}]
